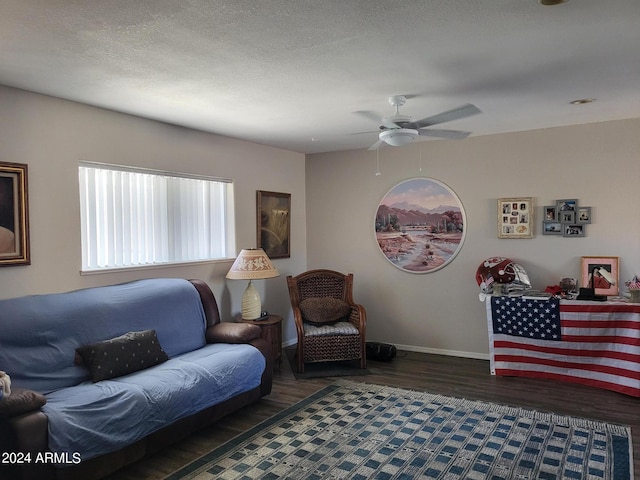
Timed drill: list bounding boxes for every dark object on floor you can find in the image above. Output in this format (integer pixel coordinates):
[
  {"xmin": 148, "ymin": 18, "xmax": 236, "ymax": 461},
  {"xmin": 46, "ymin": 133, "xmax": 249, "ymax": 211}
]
[{"xmin": 366, "ymin": 342, "xmax": 397, "ymax": 361}]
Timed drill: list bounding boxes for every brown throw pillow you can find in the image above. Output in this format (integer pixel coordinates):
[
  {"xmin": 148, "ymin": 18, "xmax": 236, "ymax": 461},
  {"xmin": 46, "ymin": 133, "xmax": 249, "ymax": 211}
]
[
  {"xmin": 206, "ymin": 322, "xmax": 261, "ymax": 344},
  {"xmin": 299, "ymin": 297, "xmax": 352, "ymax": 326},
  {"xmin": 76, "ymin": 330, "xmax": 169, "ymax": 382},
  {"xmin": 0, "ymin": 387, "xmax": 47, "ymax": 418}
]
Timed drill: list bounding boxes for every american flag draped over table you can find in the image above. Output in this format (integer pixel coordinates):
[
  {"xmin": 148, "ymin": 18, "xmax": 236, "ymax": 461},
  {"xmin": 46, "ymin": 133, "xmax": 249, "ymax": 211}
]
[{"xmin": 486, "ymin": 296, "xmax": 640, "ymax": 397}]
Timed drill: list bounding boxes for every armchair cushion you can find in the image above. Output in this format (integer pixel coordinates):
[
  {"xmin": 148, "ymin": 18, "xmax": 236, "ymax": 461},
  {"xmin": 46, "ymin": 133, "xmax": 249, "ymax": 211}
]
[
  {"xmin": 0, "ymin": 387, "xmax": 47, "ymax": 418},
  {"xmin": 299, "ymin": 297, "xmax": 352, "ymax": 326},
  {"xmin": 303, "ymin": 321, "xmax": 359, "ymax": 337}
]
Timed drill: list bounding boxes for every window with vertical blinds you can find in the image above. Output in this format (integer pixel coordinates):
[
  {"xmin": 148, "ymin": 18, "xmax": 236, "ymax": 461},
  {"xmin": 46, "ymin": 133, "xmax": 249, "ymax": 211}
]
[{"xmin": 78, "ymin": 163, "xmax": 235, "ymax": 272}]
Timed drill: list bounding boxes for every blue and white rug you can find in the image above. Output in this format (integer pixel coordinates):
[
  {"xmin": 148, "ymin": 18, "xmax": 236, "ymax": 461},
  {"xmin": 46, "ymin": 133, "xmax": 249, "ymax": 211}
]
[{"xmin": 166, "ymin": 380, "xmax": 633, "ymax": 480}]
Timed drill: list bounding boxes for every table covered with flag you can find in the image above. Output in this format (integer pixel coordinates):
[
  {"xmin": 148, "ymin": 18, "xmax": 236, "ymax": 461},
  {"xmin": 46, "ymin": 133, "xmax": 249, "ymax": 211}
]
[{"xmin": 486, "ymin": 295, "xmax": 640, "ymax": 397}]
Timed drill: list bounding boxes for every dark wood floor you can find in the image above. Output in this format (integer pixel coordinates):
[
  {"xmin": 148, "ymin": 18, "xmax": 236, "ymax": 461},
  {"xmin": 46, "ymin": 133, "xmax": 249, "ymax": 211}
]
[{"xmin": 107, "ymin": 351, "xmax": 639, "ymax": 479}]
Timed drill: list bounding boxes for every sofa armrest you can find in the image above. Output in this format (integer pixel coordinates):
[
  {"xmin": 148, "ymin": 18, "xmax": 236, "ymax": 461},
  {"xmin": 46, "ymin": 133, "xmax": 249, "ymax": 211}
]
[
  {"xmin": 0, "ymin": 410, "xmax": 52, "ymax": 480},
  {"xmin": 0, "ymin": 388, "xmax": 46, "ymax": 419},
  {"xmin": 205, "ymin": 322, "xmax": 261, "ymax": 344},
  {"xmin": 205, "ymin": 324, "xmax": 272, "ymax": 397}
]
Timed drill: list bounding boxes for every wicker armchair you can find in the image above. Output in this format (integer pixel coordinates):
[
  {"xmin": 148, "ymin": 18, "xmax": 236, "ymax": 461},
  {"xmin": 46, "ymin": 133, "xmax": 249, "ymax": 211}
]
[{"xmin": 286, "ymin": 269, "xmax": 367, "ymax": 373}]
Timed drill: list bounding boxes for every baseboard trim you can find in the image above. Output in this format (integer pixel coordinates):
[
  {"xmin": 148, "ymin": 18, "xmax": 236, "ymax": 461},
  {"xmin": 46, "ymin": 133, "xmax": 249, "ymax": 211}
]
[
  {"xmin": 392, "ymin": 344, "xmax": 489, "ymax": 361},
  {"xmin": 282, "ymin": 339, "xmax": 489, "ymax": 361}
]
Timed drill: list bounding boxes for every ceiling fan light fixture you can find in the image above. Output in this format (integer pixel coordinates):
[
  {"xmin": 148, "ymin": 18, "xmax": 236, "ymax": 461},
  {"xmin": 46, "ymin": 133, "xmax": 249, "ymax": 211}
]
[
  {"xmin": 570, "ymin": 98, "xmax": 595, "ymax": 105},
  {"xmin": 380, "ymin": 128, "xmax": 418, "ymax": 147},
  {"xmin": 539, "ymin": 0, "xmax": 569, "ymax": 5}
]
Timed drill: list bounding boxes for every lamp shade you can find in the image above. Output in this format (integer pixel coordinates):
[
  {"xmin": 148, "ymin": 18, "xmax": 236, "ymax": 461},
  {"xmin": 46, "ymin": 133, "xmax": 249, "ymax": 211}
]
[
  {"xmin": 226, "ymin": 248, "xmax": 279, "ymax": 320},
  {"xmin": 226, "ymin": 248, "xmax": 280, "ymax": 280}
]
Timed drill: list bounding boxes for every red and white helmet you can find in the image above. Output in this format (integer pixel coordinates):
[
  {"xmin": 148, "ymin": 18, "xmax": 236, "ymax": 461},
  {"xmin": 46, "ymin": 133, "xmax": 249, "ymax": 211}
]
[{"xmin": 476, "ymin": 257, "xmax": 532, "ymax": 294}]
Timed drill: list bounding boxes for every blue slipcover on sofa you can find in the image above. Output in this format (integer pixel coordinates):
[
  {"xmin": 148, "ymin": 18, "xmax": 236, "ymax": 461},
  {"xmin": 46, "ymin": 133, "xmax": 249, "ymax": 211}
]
[{"xmin": 0, "ymin": 278, "xmax": 272, "ymax": 480}]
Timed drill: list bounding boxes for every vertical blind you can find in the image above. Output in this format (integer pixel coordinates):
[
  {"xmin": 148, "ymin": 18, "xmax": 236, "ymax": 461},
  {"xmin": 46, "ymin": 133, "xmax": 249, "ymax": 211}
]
[{"xmin": 79, "ymin": 163, "xmax": 234, "ymax": 271}]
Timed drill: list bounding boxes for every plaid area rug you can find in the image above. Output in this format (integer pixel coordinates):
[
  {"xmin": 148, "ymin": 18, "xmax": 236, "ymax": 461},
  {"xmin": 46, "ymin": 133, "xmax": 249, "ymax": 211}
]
[{"xmin": 166, "ymin": 381, "xmax": 633, "ymax": 480}]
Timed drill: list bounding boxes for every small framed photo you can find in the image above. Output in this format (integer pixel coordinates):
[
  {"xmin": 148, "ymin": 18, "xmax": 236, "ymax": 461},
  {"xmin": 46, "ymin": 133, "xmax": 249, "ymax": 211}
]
[
  {"xmin": 0, "ymin": 162, "xmax": 30, "ymax": 266},
  {"xmin": 559, "ymin": 211, "xmax": 575, "ymax": 224},
  {"xmin": 256, "ymin": 190, "xmax": 291, "ymax": 259},
  {"xmin": 577, "ymin": 206, "xmax": 592, "ymax": 224},
  {"xmin": 563, "ymin": 224, "xmax": 585, "ymax": 237},
  {"xmin": 581, "ymin": 256, "xmax": 618, "ymax": 296},
  {"xmin": 556, "ymin": 198, "xmax": 577, "ymax": 212},
  {"xmin": 497, "ymin": 197, "xmax": 533, "ymax": 238},
  {"xmin": 543, "ymin": 205, "xmax": 557, "ymax": 221},
  {"xmin": 542, "ymin": 221, "xmax": 562, "ymax": 235}
]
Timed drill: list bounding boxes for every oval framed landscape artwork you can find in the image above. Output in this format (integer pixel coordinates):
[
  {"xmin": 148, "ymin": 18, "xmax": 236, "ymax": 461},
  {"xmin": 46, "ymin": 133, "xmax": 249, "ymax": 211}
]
[{"xmin": 374, "ymin": 177, "xmax": 466, "ymax": 273}]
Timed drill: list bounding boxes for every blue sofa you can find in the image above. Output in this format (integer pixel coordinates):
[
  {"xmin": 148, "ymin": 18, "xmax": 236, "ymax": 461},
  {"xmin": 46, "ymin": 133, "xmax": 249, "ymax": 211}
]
[{"xmin": 0, "ymin": 278, "xmax": 272, "ymax": 480}]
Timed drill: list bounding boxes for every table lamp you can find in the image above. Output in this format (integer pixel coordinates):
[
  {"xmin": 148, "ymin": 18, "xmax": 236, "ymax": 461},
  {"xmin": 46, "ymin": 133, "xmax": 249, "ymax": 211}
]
[
  {"xmin": 226, "ymin": 248, "xmax": 280, "ymax": 320},
  {"xmin": 576, "ymin": 266, "xmax": 609, "ymax": 301}
]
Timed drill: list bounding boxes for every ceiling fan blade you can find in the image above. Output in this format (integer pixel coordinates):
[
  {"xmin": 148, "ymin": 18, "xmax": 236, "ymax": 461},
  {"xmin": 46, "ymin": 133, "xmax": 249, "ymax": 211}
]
[
  {"xmin": 418, "ymin": 128, "xmax": 471, "ymax": 140},
  {"xmin": 414, "ymin": 103, "xmax": 481, "ymax": 128},
  {"xmin": 367, "ymin": 138, "xmax": 385, "ymax": 151},
  {"xmin": 354, "ymin": 110, "xmax": 384, "ymax": 124},
  {"xmin": 353, "ymin": 110, "xmax": 401, "ymax": 129},
  {"xmin": 350, "ymin": 130, "xmax": 380, "ymax": 136},
  {"xmin": 381, "ymin": 118, "xmax": 401, "ymax": 129}
]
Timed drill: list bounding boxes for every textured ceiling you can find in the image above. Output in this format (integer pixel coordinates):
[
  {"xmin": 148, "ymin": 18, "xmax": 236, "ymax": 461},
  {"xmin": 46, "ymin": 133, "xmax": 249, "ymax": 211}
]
[{"xmin": 1, "ymin": 0, "xmax": 639, "ymax": 154}]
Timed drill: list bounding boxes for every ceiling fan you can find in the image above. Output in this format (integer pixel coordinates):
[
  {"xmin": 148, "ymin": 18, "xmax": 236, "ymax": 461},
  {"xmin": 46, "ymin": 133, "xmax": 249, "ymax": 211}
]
[{"xmin": 355, "ymin": 95, "xmax": 481, "ymax": 150}]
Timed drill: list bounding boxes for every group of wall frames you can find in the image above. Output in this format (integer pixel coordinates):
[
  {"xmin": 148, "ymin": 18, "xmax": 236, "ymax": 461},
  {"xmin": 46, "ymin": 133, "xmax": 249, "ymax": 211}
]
[{"xmin": 543, "ymin": 199, "xmax": 592, "ymax": 237}]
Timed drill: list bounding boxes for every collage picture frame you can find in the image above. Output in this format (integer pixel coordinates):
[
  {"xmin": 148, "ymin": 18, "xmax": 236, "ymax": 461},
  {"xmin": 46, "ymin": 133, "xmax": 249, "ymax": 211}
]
[
  {"xmin": 497, "ymin": 197, "xmax": 533, "ymax": 239},
  {"xmin": 543, "ymin": 198, "xmax": 591, "ymax": 237}
]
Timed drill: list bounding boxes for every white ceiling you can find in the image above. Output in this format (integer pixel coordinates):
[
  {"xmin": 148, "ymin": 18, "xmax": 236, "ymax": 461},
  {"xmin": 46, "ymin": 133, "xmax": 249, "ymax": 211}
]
[{"xmin": 1, "ymin": 0, "xmax": 639, "ymax": 154}]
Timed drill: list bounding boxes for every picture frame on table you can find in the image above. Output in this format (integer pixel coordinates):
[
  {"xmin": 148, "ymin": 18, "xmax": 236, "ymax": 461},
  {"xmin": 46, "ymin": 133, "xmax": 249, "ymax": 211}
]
[
  {"xmin": 497, "ymin": 197, "xmax": 533, "ymax": 239},
  {"xmin": 580, "ymin": 256, "xmax": 619, "ymax": 296},
  {"xmin": 577, "ymin": 206, "xmax": 592, "ymax": 224},
  {"xmin": 256, "ymin": 190, "xmax": 291, "ymax": 259},
  {"xmin": 0, "ymin": 162, "xmax": 30, "ymax": 267}
]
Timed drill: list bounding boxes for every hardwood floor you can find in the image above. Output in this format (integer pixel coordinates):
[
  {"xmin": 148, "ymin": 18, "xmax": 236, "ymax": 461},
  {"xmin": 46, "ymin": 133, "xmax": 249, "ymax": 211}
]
[{"xmin": 107, "ymin": 351, "xmax": 639, "ymax": 479}]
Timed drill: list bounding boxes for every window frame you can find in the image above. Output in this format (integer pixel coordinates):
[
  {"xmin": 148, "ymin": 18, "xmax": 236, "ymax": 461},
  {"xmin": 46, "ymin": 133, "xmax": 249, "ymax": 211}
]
[{"xmin": 78, "ymin": 162, "xmax": 236, "ymax": 273}]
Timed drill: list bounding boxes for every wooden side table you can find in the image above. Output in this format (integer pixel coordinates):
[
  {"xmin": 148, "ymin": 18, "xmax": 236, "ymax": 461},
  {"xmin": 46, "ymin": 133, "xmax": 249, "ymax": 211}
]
[{"xmin": 240, "ymin": 314, "xmax": 283, "ymax": 366}]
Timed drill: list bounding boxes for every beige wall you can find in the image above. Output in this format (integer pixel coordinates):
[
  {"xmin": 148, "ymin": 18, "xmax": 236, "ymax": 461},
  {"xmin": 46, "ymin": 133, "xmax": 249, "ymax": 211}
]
[
  {"xmin": 0, "ymin": 85, "xmax": 306, "ymax": 344},
  {"xmin": 306, "ymin": 119, "xmax": 640, "ymax": 357},
  {"xmin": 2, "ymin": 84, "xmax": 639, "ymax": 357}
]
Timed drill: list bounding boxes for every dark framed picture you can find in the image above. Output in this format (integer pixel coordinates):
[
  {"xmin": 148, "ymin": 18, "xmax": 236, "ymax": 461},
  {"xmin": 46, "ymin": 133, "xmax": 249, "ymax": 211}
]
[
  {"xmin": 497, "ymin": 197, "xmax": 533, "ymax": 238},
  {"xmin": 581, "ymin": 256, "xmax": 618, "ymax": 296},
  {"xmin": 542, "ymin": 221, "xmax": 562, "ymax": 235},
  {"xmin": 256, "ymin": 190, "xmax": 290, "ymax": 259},
  {"xmin": 0, "ymin": 162, "xmax": 30, "ymax": 266},
  {"xmin": 577, "ymin": 206, "xmax": 592, "ymax": 224}
]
